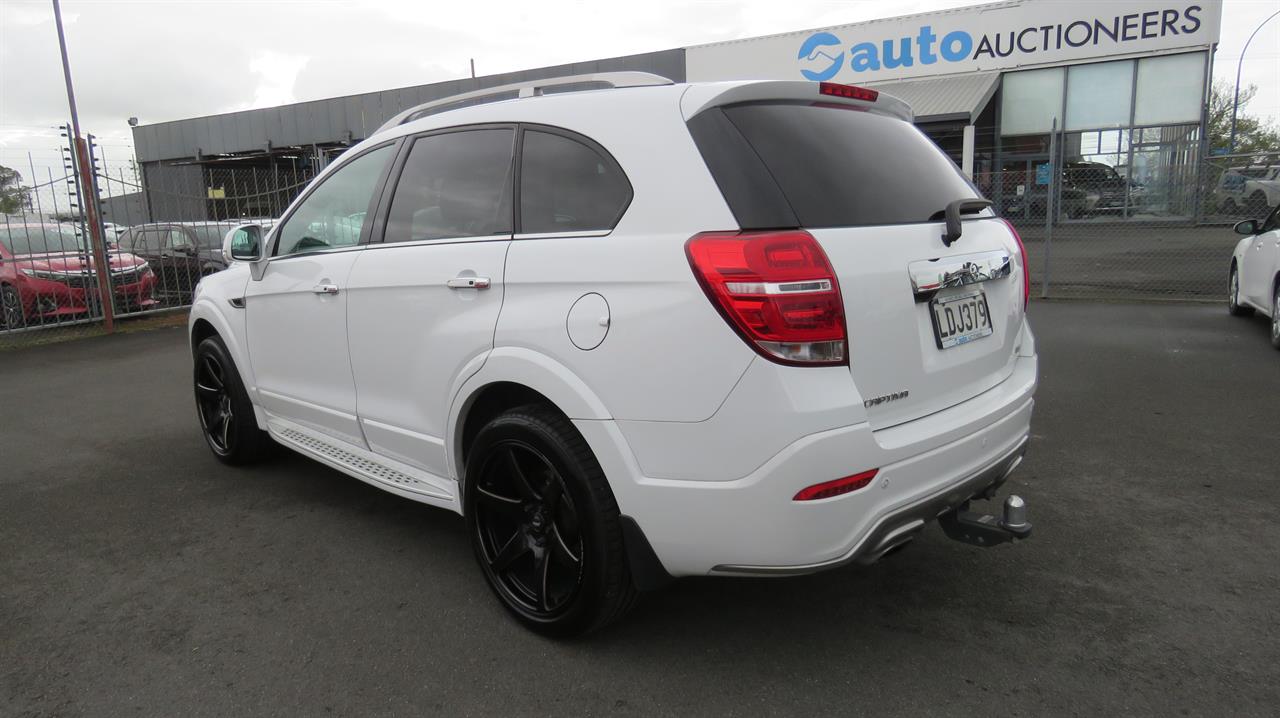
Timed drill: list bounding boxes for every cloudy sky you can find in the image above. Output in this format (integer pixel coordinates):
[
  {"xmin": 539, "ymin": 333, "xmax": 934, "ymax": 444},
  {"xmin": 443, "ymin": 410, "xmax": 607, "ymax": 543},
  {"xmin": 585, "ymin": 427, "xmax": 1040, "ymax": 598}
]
[{"xmin": 2, "ymin": 0, "xmax": 1278, "ymax": 190}]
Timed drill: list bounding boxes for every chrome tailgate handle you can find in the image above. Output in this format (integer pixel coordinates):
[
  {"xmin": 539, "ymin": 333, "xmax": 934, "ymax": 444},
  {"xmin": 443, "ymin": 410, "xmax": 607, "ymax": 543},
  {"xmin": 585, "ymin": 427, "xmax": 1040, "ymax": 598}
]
[
  {"xmin": 909, "ymin": 250, "xmax": 1011, "ymax": 299},
  {"xmin": 447, "ymin": 276, "xmax": 491, "ymax": 290}
]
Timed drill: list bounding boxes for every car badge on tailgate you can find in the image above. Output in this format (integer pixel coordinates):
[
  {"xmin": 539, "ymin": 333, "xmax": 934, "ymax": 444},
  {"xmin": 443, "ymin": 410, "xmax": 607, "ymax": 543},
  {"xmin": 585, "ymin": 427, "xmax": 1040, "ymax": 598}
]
[{"xmin": 864, "ymin": 390, "xmax": 909, "ymax": 409}]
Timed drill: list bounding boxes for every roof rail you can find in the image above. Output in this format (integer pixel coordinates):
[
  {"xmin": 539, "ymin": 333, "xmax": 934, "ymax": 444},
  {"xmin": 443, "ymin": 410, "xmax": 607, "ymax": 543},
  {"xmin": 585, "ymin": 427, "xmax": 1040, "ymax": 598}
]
[{"xmin": 373, "ymin": 71, "xmax": 674, "ymax": 135}]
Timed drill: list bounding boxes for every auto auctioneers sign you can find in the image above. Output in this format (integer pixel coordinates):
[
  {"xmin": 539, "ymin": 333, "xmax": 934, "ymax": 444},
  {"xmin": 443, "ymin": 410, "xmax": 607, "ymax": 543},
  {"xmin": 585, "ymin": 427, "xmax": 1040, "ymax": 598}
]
[{"xmin": 685, "ymin": 0, "xmax": 1222, "ymax": 84}]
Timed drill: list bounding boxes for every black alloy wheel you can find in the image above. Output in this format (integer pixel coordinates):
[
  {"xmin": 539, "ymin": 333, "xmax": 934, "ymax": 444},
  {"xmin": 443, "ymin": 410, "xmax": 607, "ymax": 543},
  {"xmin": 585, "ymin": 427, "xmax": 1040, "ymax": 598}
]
[
  {"xmin": 193, "ymin": 335, "xmax": 271, "ymax": 465},
  {"xmin": 196, "ymin": 352, "xmax": 236, "ymax": 456},
  {"xmin": 1, "ymin": 284, "xmax": 25, "ymax": 330},
  {"xmin": 466, "ymin": 405, "xmax": 637, "ymax": 636},
  {"xmin": 472, "ymin": 441, "xmax": 586, "ymax": 617}
]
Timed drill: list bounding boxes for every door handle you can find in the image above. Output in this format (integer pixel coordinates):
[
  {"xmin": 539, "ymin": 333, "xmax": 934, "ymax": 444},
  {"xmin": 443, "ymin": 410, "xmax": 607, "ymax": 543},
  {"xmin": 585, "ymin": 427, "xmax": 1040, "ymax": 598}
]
[
  {"xmin": 312, "ymin": 283, "xmax": 340, "ymax": 295},
  {"xmin": 446, "ymin": 276, "xmax": 491, "ymax": 290}
]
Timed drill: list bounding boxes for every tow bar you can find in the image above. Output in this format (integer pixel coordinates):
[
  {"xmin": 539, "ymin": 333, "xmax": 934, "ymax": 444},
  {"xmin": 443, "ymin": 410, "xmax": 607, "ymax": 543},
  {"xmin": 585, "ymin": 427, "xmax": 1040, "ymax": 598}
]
[{"xmin": 938, "ymin": 494, "xmax": 1032, "ymax": 547}]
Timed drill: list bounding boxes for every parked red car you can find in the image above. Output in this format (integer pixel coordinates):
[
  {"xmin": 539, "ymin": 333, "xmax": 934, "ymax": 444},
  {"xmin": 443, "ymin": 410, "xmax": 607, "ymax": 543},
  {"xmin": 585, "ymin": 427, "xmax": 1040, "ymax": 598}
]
[{"xmin": 0, "ymin": 222, "xmax": 158, "ymax": 329}]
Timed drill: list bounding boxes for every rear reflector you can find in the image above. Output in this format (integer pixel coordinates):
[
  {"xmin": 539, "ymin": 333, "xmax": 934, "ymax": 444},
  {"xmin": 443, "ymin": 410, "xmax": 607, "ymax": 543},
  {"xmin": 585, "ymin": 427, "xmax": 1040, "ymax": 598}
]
[
  {"xmin": 794, "ymin": 469, "xmax": 879, "ymax": 501},
  {"xmin": 686, "ymin": 230, "xmax": 848, "ymax": 366},
  {"xmin": 818, "ymin": 82, "xmax": 879, "ymax": 102},
  {"xmin": 1001, "ymin": 219, "xmax": 1031, "ymax": 309}
]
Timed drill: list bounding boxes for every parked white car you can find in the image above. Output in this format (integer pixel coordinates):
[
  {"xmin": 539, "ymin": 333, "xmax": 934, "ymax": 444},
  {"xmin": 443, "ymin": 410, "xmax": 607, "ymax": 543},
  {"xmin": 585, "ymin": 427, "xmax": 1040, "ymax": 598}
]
[
  {"xmin": 1228, "ymin": 204, "xmax": 1280, "ymax": 348},
  {"xmin": 1215, "ymin": 165, "xmax": 1280, "ymax": 216},
  {"xmin": 189, "ymin": 73, "xmax": 1039, "ymax": 635}
]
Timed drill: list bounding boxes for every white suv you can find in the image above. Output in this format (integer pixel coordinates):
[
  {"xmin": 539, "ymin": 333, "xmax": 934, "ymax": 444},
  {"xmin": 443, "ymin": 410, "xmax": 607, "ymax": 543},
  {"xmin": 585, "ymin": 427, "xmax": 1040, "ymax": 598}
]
[{"xmin": 191, "ymin": 73, "xmax": 1038, "ymax": 635}]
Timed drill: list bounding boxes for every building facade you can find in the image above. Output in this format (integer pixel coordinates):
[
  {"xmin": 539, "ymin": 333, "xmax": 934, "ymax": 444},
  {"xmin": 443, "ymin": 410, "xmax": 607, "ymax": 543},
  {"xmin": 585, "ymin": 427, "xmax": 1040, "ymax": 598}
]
[{"xmin": 131, "ymin": 0, "xmax": 1222, "ymax": 223}]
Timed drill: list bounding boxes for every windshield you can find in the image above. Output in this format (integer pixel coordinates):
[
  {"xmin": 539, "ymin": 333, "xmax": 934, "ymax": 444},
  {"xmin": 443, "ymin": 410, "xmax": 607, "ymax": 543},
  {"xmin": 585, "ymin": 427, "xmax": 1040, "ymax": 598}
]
[{"xmin": 0, "ymin": 223, "xmax": 86, "ymax": 255}]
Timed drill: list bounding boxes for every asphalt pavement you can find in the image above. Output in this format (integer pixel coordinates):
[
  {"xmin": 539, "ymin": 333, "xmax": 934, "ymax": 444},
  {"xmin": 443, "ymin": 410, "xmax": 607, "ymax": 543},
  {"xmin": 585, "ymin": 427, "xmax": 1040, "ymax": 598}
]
[{"xmin": 2, "ymin": 301, "xmax": 1278, "ymax": 717}]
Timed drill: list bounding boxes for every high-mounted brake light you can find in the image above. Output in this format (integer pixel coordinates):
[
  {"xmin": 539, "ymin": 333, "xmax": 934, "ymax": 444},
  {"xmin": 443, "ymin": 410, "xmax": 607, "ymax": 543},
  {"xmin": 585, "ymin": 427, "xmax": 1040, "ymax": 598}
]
[
  {"xmin": 1001, "ymin": 218, "xmax": 1031, "ymax": 309},
  {"xmin": 818, "ymin": 82, "xmax": 879, "ymax": 102},
  {"xmin": 686, "ymin": 230, "xmax": 848, "ymax": 366},
  {"xmin": 794, "ymin": 469, "xmax": 879, "ymax": 501}
]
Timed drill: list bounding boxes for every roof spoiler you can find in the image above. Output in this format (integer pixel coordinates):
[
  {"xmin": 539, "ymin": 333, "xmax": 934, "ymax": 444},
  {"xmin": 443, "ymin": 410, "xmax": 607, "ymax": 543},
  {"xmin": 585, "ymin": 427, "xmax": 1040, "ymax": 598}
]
[{"xmin": 679, "ymin": 80, "xmax": 913, "ymax": 123}]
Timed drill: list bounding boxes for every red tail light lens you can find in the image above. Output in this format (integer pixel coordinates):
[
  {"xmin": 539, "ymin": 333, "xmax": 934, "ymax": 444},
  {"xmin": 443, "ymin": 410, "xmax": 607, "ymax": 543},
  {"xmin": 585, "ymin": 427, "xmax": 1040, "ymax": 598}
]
[
  {"xmin": 686, "ymin": 230, "xmax": 848, "ymax": 366},
  {"xmin": 794, "ymin": 469, "xmax": 878, "ymax": 501},
  {"xmin": 1002, "ymin": 219, "xmax": 1030, "ymax": 309},
  {"xmin": 818, "ymin": 82, "xmax": 879, "ymax": 102}
]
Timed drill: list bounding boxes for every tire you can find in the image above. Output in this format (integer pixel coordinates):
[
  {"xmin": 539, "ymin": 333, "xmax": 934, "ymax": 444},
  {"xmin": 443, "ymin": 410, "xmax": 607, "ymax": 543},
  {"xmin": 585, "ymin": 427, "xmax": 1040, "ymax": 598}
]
[
  {"xmin": 1221, "ymin": 197, "xmax": 1239, "ymax": 216},
  {"xmin": 1228, "ymin": 265, "xmax": 1254, "ymax": 317},
  {"xmin": 1, "ymin": 284, "xmax": 25, "ymax": 330},
  {"xmin": 1271, "ymin": 282, "xmax": 1280, "ymax": 350},
  {"xmin": 465, "ymin": 404, "xmax": 637, "ymax": 637},
  {"xmin": 193, "ymin": 335, "xmax": 272, "ymax": 465}
]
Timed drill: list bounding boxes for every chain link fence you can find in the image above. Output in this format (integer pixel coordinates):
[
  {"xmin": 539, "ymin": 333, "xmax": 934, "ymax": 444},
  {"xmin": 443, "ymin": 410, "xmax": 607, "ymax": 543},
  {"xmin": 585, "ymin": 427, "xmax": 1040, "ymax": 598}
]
[
  {"xmin": 983, "ymin": 149, "xmax": 1278, "ymax": 301},
  {"xmin": 2, "ymin": 139, "xmax": 319, "ymax": 349},
  {"xmin": 4, "ymin": 138, "xmax": 1278, "ymax": 349}
]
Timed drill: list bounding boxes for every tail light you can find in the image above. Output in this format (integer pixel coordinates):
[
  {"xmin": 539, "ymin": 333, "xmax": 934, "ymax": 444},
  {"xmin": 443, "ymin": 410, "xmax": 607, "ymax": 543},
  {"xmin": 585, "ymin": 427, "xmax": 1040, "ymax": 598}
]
[
  {"xmin": 794, "ymin": 469, "xmax": 878, "ymax": 501},
  {"xmin": 686, "ymin": 230, "xmax": 847, "ymax": 366},
  {"xmin": 1002, "ymin": 219, "xmax": 1030, "ymax": 309}
]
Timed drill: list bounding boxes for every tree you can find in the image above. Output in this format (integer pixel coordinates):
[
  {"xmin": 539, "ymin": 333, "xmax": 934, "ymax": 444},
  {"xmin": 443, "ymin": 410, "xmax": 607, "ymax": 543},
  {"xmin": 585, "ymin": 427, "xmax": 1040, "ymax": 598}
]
[
  {"xmin": 1207, "ymin": 81, "xmax": 1280, "ymax": 156},
  {"xmin": 0, "ymin": 164, "xmax": 31, "ymax": 215}
]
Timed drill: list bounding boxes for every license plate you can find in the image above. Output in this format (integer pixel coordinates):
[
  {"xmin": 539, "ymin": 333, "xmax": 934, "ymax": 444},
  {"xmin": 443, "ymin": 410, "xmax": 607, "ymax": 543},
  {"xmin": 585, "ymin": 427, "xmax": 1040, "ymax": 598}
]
[{"xmin": 929, "ymin": 289, "xmax": 993, "ymax": 349}]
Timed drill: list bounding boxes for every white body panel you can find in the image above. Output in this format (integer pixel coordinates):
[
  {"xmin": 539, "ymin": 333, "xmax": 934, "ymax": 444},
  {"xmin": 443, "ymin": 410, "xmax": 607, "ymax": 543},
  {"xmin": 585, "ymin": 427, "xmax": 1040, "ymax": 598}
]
[
  {"xmin": 1236, "ymin": 228, "xmax": 1280, "ymax": 313},
  {"xmin": 243, "ymin": 250, "xmax": 365, "ymax": 446},
  {"xmin": 189, "ymin": 78, "xmax": 1040, "ymax": 579},
  {"xmin": 346, "ymin": 238, "xmax": 511, "ymax": 478}
]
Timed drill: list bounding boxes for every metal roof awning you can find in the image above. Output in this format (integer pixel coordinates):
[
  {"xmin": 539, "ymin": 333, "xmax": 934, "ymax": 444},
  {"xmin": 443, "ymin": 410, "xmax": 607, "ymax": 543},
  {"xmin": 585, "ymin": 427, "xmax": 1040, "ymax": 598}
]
[{"xmin": 867, "ymin": 72, "xmax": 1000, "ymax": 125}]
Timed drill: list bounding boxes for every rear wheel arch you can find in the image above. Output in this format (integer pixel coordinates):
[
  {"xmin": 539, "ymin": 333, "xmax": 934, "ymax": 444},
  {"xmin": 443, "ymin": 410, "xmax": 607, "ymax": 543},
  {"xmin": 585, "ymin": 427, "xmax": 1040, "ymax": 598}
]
[{"xmin": 456, "ymin": 382, "xmax": 565, "ymax": 481}]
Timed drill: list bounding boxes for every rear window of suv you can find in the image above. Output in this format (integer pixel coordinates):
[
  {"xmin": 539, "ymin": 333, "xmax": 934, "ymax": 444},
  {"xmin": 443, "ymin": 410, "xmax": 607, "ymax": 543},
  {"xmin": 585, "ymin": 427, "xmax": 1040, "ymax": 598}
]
[{"xmin": 689, "ymin": 103, "xmax": 981, "ymax": 229}]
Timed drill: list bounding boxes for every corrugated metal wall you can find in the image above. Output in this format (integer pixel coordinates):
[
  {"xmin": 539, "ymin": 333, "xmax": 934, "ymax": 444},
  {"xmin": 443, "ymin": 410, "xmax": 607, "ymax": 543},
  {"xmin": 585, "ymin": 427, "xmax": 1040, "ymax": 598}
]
[{"xmin": 133, "ymin": 49, "xmax": 686, "ymax": 163}]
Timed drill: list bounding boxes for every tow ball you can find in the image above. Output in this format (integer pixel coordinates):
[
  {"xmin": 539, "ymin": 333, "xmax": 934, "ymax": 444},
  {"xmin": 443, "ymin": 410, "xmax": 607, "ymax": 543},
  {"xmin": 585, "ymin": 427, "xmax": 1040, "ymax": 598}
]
[{"xmin": 938, "ymin": 495, "xmax": 1032, "ymax": 547}]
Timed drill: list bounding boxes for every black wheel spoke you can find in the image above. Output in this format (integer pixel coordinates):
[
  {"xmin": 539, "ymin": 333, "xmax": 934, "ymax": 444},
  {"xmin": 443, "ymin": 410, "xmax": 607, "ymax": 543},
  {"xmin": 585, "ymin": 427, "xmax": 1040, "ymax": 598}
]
[
  {"xmin": 550, "ymin": 522, "xmax": 581, "ymax": 566},
  {"xmin": 503, "ymin": 447, "xmax": 539, "ymax": 501},
  {"xmin": 201, "ymin": 357, "xmax": 224, "ymax": 390},
  {"xmin": 542, "ymin": 478, "xmax": 563, "ymax": 514},
  {"xmin": 196, "ymin": 382, "xmax": 221, "ymax": 399},
  {"xmin": 219, "ymin": 412, "xmax": 233, "ymax": 449},
  {"xmin": 490, "ymin": 531, "xmax": 529, "ymax": 573},
  {"xmin": 475, "ymin": 486, "xmax": 523, "ymax": 517},
  {"xmin": 534, "ymin": 545, "xmax": 552, "ymax": 612}
]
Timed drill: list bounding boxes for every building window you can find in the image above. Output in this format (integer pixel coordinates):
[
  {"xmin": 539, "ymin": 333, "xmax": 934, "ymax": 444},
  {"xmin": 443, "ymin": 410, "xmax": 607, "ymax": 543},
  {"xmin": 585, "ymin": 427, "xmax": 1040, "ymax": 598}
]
[
  {"xmin": 1134, "ymin": 52, "xmax": 1206, "ymax": 126},
  {"xmin": 1065, "ymin": 60, "xmax": 1134, "ymax": 131},
  {"xmin": 1000, "ymin": 67, "xmax": 1064, "ymax": 136}
]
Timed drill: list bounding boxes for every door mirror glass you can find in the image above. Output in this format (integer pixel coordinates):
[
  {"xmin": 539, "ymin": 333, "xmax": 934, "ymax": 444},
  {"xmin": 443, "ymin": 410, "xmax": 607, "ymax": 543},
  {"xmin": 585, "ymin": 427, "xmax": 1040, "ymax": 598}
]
[
  {"xmin": 1233, "ymin": 219, "xmax": 1260, "ymax": 236},
  {"xmin": 225, "ymin": 224, "xmax": 263, "ymax": 262}
]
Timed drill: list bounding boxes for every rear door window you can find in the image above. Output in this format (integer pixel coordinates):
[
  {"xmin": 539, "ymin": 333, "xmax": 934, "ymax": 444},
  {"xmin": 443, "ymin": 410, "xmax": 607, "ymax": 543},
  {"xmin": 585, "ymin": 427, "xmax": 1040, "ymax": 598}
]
[
  {"xmin": 689, "ymin": 103, "xmax": 981, "ymax": 229},
  {"xmin": 518, "ymin": 129, "xmax": 631, "ymax": 234},
  {"xmin": 383, "ymin": 128, "xmax": 514, "ymax": 242}
]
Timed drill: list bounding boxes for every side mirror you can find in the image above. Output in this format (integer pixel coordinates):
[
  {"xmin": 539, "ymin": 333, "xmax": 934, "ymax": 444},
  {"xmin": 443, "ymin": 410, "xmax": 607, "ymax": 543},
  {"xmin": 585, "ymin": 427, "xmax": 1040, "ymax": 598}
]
[
  {"xmin": 1233, "ymin": 219, "xmax": 1260, "ymax": 236},
  {"xmin": 223, "ymin": 223, "xmax": 263, "ymax": 263}
]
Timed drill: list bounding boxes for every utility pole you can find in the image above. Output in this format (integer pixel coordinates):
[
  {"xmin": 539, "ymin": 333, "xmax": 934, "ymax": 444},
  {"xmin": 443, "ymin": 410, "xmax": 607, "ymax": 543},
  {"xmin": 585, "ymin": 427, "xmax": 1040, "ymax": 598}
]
[
  {"xmin": 1229, "ymin": 8, "xmax": 1280, "ymax": 153},
  {"xmin": 470, "ymin": 58, "xmax": 476, "ymax": 79},
  {"xmin": 53, "ymin": 0, "xmax": 115, "ymax": 332}
]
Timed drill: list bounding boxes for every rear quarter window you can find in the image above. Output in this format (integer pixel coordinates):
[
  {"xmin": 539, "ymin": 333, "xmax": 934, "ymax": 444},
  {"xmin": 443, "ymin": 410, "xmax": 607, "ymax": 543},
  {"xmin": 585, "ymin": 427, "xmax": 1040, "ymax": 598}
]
[
  {"xmin": 689, "ymin": 102, "xmax": 981, "ymax": 229},
  {"xmin": 518, "ymin": 129, "xmax": 631, "ymax": 234}
]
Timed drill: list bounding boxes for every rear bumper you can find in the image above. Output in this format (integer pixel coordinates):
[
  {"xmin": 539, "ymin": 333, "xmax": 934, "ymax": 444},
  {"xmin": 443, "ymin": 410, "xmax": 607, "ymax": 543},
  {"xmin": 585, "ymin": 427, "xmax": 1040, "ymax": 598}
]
[
  {"xmin": 575, "ymin": 350, "xmax": 1037, "ymax": 578},
  {"xmin": 712, "ymin": 435, "xmax": 1027, "ymax": 575}
]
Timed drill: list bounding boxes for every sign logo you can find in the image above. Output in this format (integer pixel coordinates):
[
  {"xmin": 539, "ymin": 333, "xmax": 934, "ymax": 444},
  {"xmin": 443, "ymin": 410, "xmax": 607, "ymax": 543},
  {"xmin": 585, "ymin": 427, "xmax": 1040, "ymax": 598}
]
[
  {"xmin": 795, "ymin": 5, "xmax": 1206, "ymax": 81},
  {"xmin": 797, "ymin": 32, "xmax": 844, "ymax": 81}
]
